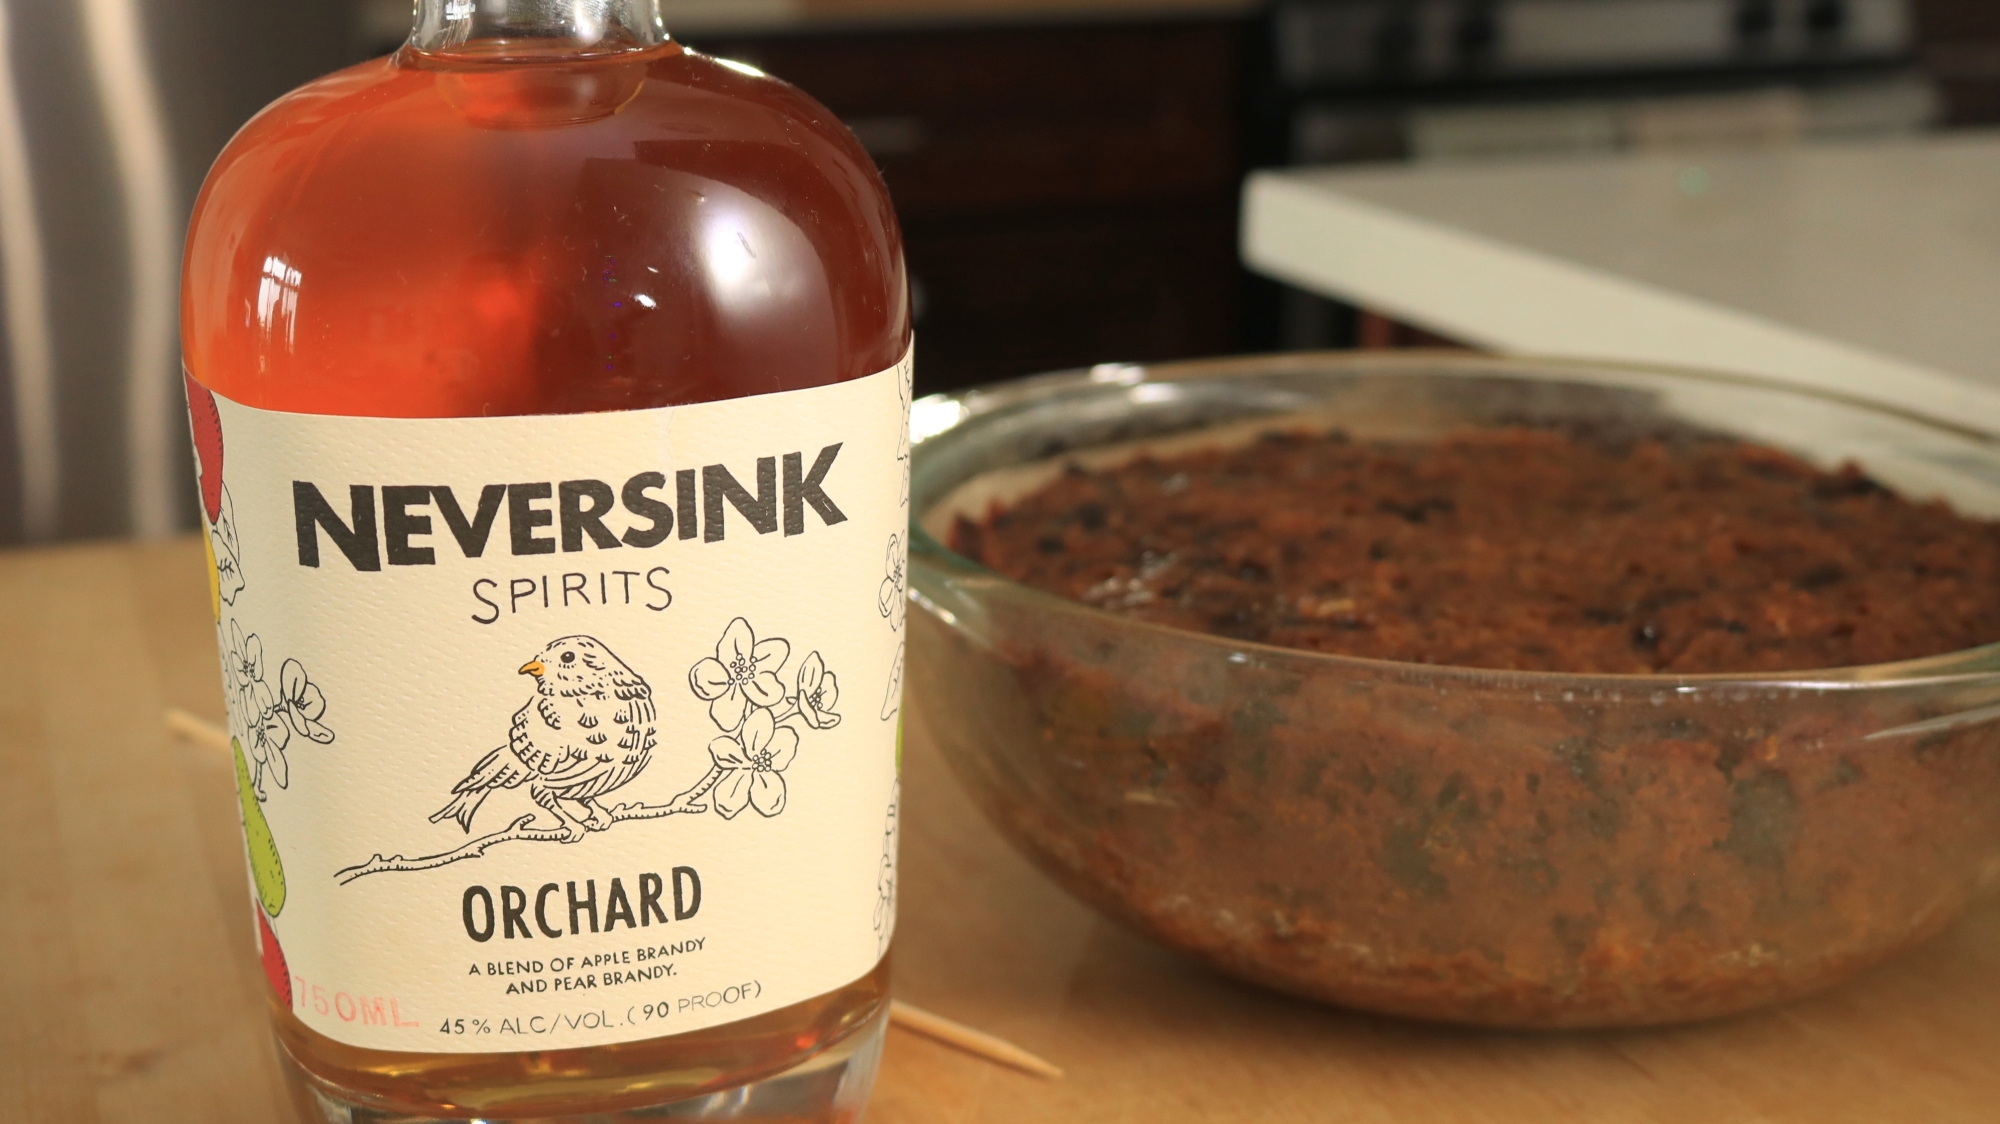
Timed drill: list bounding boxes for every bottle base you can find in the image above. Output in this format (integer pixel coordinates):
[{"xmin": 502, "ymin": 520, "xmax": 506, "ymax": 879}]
[{"xmin": 282, "ymin": 1008, "xmax": 889, "ymax": 1124}]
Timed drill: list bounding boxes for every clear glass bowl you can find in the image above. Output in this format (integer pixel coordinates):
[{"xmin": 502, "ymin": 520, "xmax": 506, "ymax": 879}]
[{"xmin": 906, "ymin": 352, "xmax": 2000, "ymax": 1029}]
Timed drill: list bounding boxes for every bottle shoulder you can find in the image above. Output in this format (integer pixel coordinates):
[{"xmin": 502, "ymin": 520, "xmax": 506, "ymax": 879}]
[
  {"xmin": 194, "ymin": 48, "xmax": 896, "ymax": 267},
  {"xmin": 184, "ymin": 47, "xmax": 908, "ymax": 418}
]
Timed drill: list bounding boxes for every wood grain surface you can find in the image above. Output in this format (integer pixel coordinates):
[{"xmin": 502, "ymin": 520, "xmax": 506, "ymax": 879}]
[{"xmin": 6, "ymin": 537, "xmax": 2000, "ymax": 1122}]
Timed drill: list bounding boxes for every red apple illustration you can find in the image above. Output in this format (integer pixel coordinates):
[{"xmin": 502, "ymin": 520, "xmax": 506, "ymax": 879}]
[
  {"xmin": 257, "ymin": 907, "xmax": 292, "ymax": 1006},
  {"xmin": 186, "ymin": 373, "xmax": 224, "ymax": 525}
]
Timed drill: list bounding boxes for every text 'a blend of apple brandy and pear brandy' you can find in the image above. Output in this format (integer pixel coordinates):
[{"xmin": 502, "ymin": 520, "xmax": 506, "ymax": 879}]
[{"xmin": 182, "ymin": 2, "xmax": 911, "ymax": 1119}]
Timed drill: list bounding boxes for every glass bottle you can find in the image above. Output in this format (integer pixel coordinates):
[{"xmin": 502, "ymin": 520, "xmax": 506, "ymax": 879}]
[{"xmin": 181, "ymin": 2, "xmax": 910, "ymax": 1121}]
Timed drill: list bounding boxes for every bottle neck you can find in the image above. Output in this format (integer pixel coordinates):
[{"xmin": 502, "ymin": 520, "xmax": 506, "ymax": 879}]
[{"xmin": 412, "ymin": 0, "xmax": 668, "ymax": 55}]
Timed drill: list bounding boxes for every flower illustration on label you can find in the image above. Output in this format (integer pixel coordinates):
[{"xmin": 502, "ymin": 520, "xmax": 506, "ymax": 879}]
[
  {"xmin": 877, "ymin": 527, "xmax": 907, "ymax": 721},
  {"xmin": 246, "ymin": 702, "xmax": 292, "ymax": 792},
  {"xmin": 795, "ymin": 652, "xmax": 841, "ymax": 730},
  {"xmin": 210, "ymin": 487, "xmax": 246, "ymax": 608},
  {"xmin": 708, "ymin": 707, "xmax": 798, "ymax": 819},
  {"xmin": 224, "ymin": 622, "xmax": 272, "ymax": 732},
  {"xmin": 690, "ymin": 617, "xmax": 790, "ymax": 732},
  {"xmin": 222, "ymin": 621, "xmax": 259, "ymax": 695},
  {"xmin": 896, "ymin": 358, "xmax": 912, "ymax": 510},
  {"xmin": 279, "ymin": 659, "xmax": 334, "ymax": 744},
  {"xmin": 224, "ymin": 621, "xmax": 335, "ymax": 797},
  {"xmin": 878, "ymin": 534, "xmax": 906, "ymax": 633},
  {"xmin": 873, "ymin": 779, "xmax": 899, "ymax": 954}
]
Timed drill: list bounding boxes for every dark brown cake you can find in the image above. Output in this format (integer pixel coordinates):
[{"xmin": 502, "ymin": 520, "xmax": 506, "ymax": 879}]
[
  {"xmin": 951, "ymin": 426, "xmax": 2000, "ymax": 674},
  {"xmin": 918, "ymin": 424, "xmax": 2000, "ymax": 1026}
]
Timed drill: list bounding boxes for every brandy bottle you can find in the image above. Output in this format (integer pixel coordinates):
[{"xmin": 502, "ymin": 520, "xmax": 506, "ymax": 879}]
[{"xmin": 181, "ymin": 2, "xmax": 910, "ymax": 1121}]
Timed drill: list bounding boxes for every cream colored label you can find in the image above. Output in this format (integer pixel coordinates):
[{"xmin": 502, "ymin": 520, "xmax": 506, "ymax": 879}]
[{"xmin": 190, "ymin": 354, "xmax": 909, "ymax": 1052}]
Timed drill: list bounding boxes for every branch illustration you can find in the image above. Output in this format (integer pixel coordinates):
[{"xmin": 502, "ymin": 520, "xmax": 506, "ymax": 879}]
[{"xmin": 335, "ymin": 767, "xmax": 727, "ymax": 885}]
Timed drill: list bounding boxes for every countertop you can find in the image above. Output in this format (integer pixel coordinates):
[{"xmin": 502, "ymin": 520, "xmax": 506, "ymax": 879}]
[
  {"xmin": 9, "ymin": 537, "xmax": 2000, "ymax": 1122},
  {"xmin": 1243, "ymin": 132, "xmax": 2000, "ymax": 433}
]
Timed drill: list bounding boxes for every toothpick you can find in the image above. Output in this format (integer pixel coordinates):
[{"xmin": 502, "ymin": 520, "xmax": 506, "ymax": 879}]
[
  {"xmin": 890, "ymin": 1000, "xmax": 1064, "ymax": 1079},
  {"xmin": 167, "ymin": 708, "xmax": 231, "ymax": 755},
  {"xmin": 165, "ymin": 709, "xmax": 1064, "ymax": 1080}
]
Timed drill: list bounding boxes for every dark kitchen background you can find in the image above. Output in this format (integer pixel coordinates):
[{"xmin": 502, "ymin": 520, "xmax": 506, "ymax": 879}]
[{"xmin": 1, "ymin": 0, "xmax": 1997, "ymax": 543}]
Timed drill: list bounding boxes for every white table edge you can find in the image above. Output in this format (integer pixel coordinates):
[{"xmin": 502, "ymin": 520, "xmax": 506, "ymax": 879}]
[{"xmin": 1240, "ymin": 168, "xmax": 2000, "ymax": 437}]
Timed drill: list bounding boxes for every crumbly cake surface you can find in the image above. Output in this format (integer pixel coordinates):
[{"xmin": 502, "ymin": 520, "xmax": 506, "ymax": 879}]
[{"xmin": 952, "ymin": 427, "xmax": 2000, "ymax": 673}]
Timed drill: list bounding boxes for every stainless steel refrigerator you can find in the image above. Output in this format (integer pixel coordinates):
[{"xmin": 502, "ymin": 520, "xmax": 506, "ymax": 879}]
[{"xmin": 0, "ymin": 0, "xmax": 353, "ymax": 543}]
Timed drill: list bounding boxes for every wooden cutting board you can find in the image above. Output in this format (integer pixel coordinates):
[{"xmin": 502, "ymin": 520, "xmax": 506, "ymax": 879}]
[{"xmin": 4, "ymin": 537, "xmax": 1999, "ymax": 1123}]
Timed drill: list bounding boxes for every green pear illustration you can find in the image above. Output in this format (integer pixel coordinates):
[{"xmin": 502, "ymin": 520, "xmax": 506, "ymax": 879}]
[{"xmin": 233, "ymin": 737, "xmax": 287, "ymax": 917}]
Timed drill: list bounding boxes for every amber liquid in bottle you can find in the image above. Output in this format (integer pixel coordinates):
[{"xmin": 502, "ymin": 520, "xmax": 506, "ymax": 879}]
[{"xmin": 181, "ymin": 5, "xmax": 906, "ymax": 1118}]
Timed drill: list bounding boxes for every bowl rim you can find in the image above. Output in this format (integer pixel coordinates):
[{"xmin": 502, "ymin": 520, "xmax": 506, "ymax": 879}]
[{"xmin": 908, "ymin": 350, "xmax": 2000, "ymax": 696}]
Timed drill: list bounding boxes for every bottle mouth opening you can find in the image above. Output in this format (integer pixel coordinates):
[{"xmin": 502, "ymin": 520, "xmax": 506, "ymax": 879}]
[{"xmin": 412, "ymin": 1, "xmax": 670, "ymax": 58}]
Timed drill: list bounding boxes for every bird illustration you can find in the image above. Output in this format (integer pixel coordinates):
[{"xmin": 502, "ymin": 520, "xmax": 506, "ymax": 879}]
[{"xmin": 431, "ymin": 636, "xmax": 657, "ymax": 843}]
